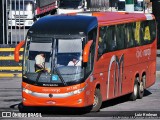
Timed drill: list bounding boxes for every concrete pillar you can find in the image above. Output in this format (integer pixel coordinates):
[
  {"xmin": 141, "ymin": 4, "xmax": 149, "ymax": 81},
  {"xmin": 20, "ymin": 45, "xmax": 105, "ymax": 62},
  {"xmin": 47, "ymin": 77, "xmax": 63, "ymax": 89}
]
[
  {"xmin": 0, "ymin": 0, "xmax": 3, "ymax": 44},
  {"xmin": 0, "ymin": 0, "xmax": 7, "ymax": 44},
  {"xmin": 125, "ymin": 0, "xmax": 134, "ymax": 12}
]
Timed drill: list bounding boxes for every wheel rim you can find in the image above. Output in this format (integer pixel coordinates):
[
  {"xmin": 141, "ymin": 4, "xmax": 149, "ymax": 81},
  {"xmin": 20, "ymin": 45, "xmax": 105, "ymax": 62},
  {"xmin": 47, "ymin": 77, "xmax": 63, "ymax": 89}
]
[
  {"xmin": 93, "ymin": 94, "xmax": 98, "ymax": 107},
  {"xmin": 134, "ymin": 83, "xmax": 138, "ymax": 96},
  {"xmin": 140, "ymin": 81, "xmax": 144, "ymax": 93},
  {"xmin": 142, "ymin": 75, "xmax": 146, "ymax": 88}
]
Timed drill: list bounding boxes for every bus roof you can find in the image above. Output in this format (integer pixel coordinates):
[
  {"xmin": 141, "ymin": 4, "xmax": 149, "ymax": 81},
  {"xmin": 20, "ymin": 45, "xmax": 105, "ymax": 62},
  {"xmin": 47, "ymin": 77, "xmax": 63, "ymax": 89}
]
[
  {"xmin": 28, "ymin": 15, "xmax": 97, "ymax": 37},
  {"xmin": 29, "ymin": 11, "xmax": 154, "ymax": 37},
  {"xmin": 77, "ymin": 11, "xmax": 154, "ymax": 25},
  {"xmin": 92, "ymin": 12, "xmax": 154, "ymax": 26}
]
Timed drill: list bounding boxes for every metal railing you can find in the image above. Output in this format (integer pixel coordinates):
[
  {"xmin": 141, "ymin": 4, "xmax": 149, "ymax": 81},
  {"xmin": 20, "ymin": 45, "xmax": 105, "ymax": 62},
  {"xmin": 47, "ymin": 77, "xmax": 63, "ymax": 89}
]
[
  {"xmin": 1, "ymin": 0, "xmax": 34, "ymax": 45},
  {"xmin": 0, "ymin": 0, "xmax": 33, "ymax": 77}
]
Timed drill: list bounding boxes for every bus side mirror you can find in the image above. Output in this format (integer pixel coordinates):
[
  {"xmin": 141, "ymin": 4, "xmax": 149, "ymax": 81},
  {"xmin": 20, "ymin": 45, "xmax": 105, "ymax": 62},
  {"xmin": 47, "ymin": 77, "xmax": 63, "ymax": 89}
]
[
  {"xmin": 83, "ymin": 40, "xmax": 93, "ymax": 63},
  {"xmin": 14, "ymin": 40, "xmax": 25, "ymax": 62}
]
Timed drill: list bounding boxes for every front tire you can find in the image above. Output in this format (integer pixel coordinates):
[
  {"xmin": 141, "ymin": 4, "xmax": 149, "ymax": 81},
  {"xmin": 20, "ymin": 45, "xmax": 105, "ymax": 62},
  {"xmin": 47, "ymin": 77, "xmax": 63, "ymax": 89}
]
[
  {"xmin": 18, "ymin": 103, "xmax": 35, "ymax": 113},
  {"xmin": 18, "ymin": 103, "xmax": 27, "ymax": 113},
  {"xmin": 91, "ymin": 88, "xmax": 102, "ymax": 112}
]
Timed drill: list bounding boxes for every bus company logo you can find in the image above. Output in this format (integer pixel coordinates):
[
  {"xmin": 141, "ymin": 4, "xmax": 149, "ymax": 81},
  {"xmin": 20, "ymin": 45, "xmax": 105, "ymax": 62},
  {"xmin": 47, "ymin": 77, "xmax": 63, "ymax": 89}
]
[
  {"xmin": 107, "ymin": 54, "xmax": 124, "ymax": 99},
  {"xmin": 2, "ymin": 112, "xmax": 11, "ymax": 117},
  {"xmin": 136, "ymin": 48, "xmax": 151, "ymax": 59},
  {"xmin": 42, "ymin": 88, "xmax": 60, "ymax": 93}
]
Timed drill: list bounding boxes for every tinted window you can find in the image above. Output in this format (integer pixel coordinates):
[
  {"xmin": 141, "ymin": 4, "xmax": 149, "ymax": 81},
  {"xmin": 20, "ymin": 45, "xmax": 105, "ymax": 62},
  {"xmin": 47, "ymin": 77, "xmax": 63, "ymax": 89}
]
[
  {"xmin": 142, "ymin": 20, "xmax": 156, "ymax": 45},
  {"xmin": 116, "ymin": 24, "xmax": 125, "ymax": 50},
  {"xmin": 98, "ymin": 20, "xmax": 156, "ymax": 58},
  {"xmin": 134, "ymin": 20, "xmax": 156, "ymax": 46},
  {"xmin": 125, "ymin": 23, "xmax": 135, "ymax": 48}
]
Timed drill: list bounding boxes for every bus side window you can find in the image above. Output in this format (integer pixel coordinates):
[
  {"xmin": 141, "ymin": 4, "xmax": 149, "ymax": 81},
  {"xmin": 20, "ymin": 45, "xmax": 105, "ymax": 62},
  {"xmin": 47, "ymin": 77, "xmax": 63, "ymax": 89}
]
[
  {"xmin": 104, "ymin": 25, "xmax": 117, "ymax": 52},
  {"xmin": 142, "ymin": 20, "xmax": 156, "ymax": 45},
  {"xmin": 125, "ymin": 23, "xmax": 135, "ymax": 48},
  {"xmin": 105, "ymin": 26, "xmax": 112, "ymax": 52},
  {"xmin": 134, "ymin": 22, "xmax": 141, "ymax": 46},
  {"xmin": 98, "ymin": 27, "xmax": 107, "ymax": 57},
  {"xmin": 116, "ymin": 24, "xmax": 125, "ymax": 50},
  {"xmin": 134, "ymin": 20, "xmax": 156, "ymax": 46},
  {"xmin": 111, "ymin": 26, "xmax": 117, "ymax": 51},
  {"xmin": 149, "ymin": 20, "xmax": 156, "ymax": 43},
  {"xmin": 109, "ymin": 26, "xmax": 117, "ymax": 51},
  {"xmin": 139, "ymin": 21, "xmax": 150, "ymax": 45}
]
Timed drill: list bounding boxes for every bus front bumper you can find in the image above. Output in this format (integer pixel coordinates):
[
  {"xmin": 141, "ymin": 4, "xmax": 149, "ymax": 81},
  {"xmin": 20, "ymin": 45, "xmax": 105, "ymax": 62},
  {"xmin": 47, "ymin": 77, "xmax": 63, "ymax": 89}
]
[{"xmin": 22, "ymin": 86, "xmax": 91, "ymax": 108}]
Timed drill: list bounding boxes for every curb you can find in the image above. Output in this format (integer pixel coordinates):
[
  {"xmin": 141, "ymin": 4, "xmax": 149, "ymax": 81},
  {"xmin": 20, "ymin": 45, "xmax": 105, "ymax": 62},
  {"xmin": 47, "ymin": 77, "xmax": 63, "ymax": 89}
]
[
  {"xmin": 0, "ymin": 67, "xmax": 22, "ymax": 71},
  {"xmin": 0, "ymin": 73, "xmax": 22, "ymax": 78},
  {"xmin": 0, "ymin": 48, "xmax": 24, "ymax": 51},
  {"xmin": 0, "ymin": 56, "xmax": 23, "ymax": 60}
]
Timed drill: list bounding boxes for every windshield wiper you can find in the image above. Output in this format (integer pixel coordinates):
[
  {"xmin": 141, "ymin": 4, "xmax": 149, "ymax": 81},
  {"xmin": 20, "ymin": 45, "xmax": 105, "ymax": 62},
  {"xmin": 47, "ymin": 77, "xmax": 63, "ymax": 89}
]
[
  {"xmin": 35, "ymin": 69, "xmax": 46, "ymax": 85},
  {"xmin": 35, "ymin": 72, "xmax": 42, "ymax": 85},
  {"xmin": 53, "ymin": 65, "xmax": 67, "ymax": 86}
]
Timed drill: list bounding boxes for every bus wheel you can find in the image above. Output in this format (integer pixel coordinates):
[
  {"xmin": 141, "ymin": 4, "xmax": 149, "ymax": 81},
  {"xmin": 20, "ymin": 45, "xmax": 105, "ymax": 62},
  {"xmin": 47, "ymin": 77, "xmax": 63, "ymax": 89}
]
[
  {"xmin": 18, "ymin": 103, "xmax": 31, "ymax": 113},
  {"xmin": 138, "ymin": 75, "xmax": 145, "ymax": 99},
  {"xmin": 18, "ymin": 103, "xmax": 26, "ymax": 113},
  {"xmin": 91, "ymin": 88, "xmax": 102, "ymax": 112},
  {"xmin": 130, "ymin": 78, "xmax": 138, "ymax": 101}
]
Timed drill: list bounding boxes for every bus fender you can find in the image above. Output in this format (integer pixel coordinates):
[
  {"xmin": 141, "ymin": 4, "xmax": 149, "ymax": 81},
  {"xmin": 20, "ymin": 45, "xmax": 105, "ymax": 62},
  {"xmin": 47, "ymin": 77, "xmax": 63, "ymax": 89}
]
[
  {"xmin": 141, "ymin": 70, "xmax": 146, "ymax": 80},
  {"xmin": 93, "ymin": 82, "xmax": 101, "ymax": 97},
  {"xmin": 94, "ymin": 82, "xmax": 101, "ymax": 90},
  {"xmin": 134, "ymin": 71, "xmax": 140, "ymax": 83}
]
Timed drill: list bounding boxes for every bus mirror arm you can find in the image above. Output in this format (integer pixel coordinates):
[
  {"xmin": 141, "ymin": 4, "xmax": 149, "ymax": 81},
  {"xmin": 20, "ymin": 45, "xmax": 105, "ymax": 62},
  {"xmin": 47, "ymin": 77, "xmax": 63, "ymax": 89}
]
[
  {"xmin": 14, "ymin": 40, "xmax": 25, "ymax": 62},
  {"xmin": 83, "ymin": 40, "xmax": 93, "ymax": 63}
]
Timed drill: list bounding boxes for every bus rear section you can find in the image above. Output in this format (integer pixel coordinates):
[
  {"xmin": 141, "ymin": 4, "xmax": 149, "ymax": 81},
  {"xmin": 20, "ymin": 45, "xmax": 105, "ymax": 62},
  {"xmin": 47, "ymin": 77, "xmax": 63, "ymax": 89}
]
[{"xmin": 14, "ymin": 12, "xmax": 157, "ymax": 112}]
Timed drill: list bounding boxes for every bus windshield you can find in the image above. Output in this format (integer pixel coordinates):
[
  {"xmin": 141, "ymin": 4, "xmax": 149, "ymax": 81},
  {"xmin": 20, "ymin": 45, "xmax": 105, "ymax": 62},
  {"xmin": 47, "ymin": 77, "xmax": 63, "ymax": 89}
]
[
  {"xmin": 23, "ymin": 36, "xmax": 87, "ymax": 86},
  {"xmin": 59, "ymin": 0, "xmax": 83, "ymax": 9},
  {"xmin": 12, "ymin": 1, "xmax": 33, "ymax": 11}
]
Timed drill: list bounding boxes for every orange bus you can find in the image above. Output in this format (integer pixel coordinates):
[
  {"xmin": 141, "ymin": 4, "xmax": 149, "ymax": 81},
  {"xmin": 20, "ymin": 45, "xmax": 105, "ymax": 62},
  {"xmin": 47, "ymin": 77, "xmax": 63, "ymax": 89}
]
[{"xmin": 14, "ymin": 11, "xmax": 157, "ymax": 112}]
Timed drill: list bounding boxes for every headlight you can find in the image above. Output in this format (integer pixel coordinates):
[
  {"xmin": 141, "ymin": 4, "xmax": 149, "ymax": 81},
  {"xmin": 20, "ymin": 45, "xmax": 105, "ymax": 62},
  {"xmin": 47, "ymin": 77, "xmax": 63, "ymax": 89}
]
[
  {"xmin": 69, "ymin": 85, "xmax": 87, "ymax": 95},
  {"xmin": 23, "ymin": 88, "xmax": 32, "ymax": 94}
]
